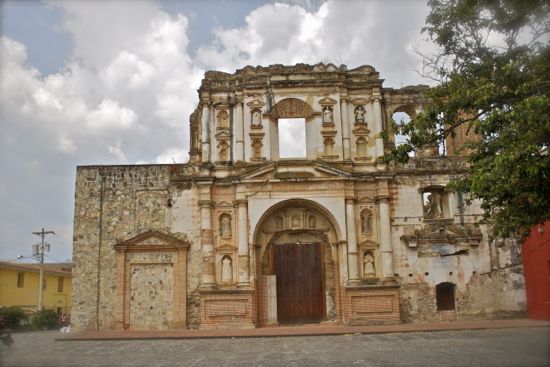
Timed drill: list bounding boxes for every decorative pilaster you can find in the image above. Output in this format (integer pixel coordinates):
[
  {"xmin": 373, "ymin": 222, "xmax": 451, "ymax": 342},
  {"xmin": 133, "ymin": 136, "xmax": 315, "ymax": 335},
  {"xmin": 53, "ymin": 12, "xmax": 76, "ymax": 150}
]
[
  {"xmin": 340, "ymin": 96, "xmax": 351, "ymax": 160},
  {"xmin": 201, "ymin": 100, "xmax": 211, "ymax": 162},
  {"xmin": 236, "ymin": 199, "xmax": 250, "ymax": 286},
  {"xmin": 199, "ymin": 199, "xmax": 215, "ymax": 287},
  {"xmin": 345, "ymin": 198, "xmax": 360, "ymax": 284},
  {"xmin": 234, "ymin": 94, "xmax": 245, "ymax": 162},
  {"xmin": 378, "ymin": 197, "xmax": 395, "ymax": 282},
  {"xmin": 372, "ymin": 95, "xmax": 384, "ymax": 159}
]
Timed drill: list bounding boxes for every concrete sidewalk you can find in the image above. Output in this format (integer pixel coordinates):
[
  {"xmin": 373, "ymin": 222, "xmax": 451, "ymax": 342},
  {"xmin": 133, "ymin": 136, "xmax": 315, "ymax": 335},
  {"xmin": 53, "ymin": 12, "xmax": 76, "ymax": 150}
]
[{"xmin": 57, "ymin": 318, "xmax": 550, "ymax": 341}]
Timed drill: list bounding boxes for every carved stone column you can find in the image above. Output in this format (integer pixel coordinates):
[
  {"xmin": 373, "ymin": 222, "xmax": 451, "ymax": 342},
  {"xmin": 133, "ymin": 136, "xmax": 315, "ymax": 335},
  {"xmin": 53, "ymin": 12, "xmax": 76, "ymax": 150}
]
[
  {"xmin": 199, "ymin": 199, "xmax": 215, "ymax": 287},
  {"xmin": 234, "ymin": 96, "xmax": 245, "ymax": 162},
  {"xmin": 345, "ymin": 198, "xmax": 360, "ymax": 284},
  {"xmin": 378, "ymin": 197, "xmax": 395, "ymax": 281},
  {"xmin": 201, "ymin": 100, "xmax": 211, "ymax": 162},
  {"xmin": 236, "ymin": 199, "xmax": 250, "ymax": 286},
  {"xmin": 372, "ymin": 96, "xmax": 384, "ymax": 159},
  {"xmin": 340, "ymin": 96, "xmax": 351, "ymax": 160}
]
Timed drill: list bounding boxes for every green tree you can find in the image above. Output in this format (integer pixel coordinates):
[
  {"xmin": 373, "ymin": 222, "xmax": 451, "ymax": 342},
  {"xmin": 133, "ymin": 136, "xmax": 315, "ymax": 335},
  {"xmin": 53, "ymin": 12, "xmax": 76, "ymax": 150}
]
[
  {"xmin": 31, "ymin": 309, "xmax": 58, "ymax": 330},
  {"xmin": 388, "ymin": 0, "xmax": 550, "ymax": 237}
]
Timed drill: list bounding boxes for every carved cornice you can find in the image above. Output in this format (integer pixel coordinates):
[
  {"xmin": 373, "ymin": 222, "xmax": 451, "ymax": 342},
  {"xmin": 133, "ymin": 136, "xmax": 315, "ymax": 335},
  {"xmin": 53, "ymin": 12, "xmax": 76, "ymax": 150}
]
[{"xmin": 401, "ymin": 221, "xmax": 482, "ymax": 248}]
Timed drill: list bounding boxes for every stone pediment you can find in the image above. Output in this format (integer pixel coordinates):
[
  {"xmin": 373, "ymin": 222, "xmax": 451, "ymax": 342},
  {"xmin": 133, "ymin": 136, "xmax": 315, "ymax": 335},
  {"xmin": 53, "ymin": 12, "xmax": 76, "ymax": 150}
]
[
  {"xmin": 358, "ymin": 240, "xmax": 379, "ymax": 248},
  {"xmin": 401, "ymin": 221, "xmax": 482, "ymax": 248},
  {"xmin": 114, "ymin": 230, "xmax": 190, "ymax": 251},
  {"xmin": 217, "ymin": 243, "xmax": 236, "ymax": 252},
  {"xmin": 318, "ymin": 97, "xmax": 337, "ymax": 106},
  {"xmin": 246, "ymin": 98, "xmax": 265, "ymax": 108},
  {"xmin": 215, "ymin": 130, "xmax": 231, "ymax": 139},
  {"xmin": 238, "ymin": 162, "xmax": 351, "ymax": 180}
]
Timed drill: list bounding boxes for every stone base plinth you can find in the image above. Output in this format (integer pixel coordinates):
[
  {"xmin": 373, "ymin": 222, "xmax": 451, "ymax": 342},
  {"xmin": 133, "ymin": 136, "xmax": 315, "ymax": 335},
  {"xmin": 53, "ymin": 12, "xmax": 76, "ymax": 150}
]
[
  {"xmin": 341, "ymin": 285, "xmax": 401, "ymax": 325},
  {"xmin": 199, "ymin": 288, "xmax": 256, "ymax": 329}
]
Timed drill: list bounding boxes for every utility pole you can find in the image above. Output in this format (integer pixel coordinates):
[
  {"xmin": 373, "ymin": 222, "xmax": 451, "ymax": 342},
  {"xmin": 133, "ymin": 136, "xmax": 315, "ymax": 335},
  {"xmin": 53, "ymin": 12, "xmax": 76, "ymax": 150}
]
[{"xmin": 32, "ymin": 228, "xmax": 55, "ymax": 311}]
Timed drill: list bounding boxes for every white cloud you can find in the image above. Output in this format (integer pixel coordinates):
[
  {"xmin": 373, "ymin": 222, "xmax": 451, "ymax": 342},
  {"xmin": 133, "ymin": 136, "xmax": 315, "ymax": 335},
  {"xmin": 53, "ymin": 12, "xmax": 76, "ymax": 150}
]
[
  {"xmin": 155, "ymin": 147, "xmax": 187, "ymax": 164},
  {"xmin": 85, "ymin": 99, "xmax": 138, "ymax": 130},
  {"xmin": 197, "ymin": 0, "xmax": 431, "ymax": 87},
  {"xmin": 0, "ymin": 0, "xmax": 432, "ymax": 262}
]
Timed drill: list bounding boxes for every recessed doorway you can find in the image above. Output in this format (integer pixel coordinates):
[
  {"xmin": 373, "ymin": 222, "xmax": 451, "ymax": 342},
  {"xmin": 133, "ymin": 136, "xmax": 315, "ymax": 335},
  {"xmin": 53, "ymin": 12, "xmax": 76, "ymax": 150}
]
[{"xmin": 273, "ymin": 242, "xmax": 325, "ymax": 324}]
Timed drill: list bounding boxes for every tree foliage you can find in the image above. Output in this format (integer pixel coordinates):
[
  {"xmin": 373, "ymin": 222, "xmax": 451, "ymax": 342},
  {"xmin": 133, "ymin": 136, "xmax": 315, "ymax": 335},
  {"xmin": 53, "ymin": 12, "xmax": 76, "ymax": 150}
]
[
  {"xmin": 0, "ymin": 307, "xmax": 28, "ymax": 328},
  {"xmin": 388, "ymin": 0, "xmax": 550, "ymax": 237},
  {"xmin": 31, "ymin": 309, "xmax": 58, "ymax": 330}
]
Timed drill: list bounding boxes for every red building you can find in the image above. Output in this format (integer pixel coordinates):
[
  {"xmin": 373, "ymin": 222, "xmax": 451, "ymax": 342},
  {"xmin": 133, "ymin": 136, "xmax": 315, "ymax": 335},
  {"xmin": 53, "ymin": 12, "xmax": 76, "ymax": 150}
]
[{"xmin": 522, "ymin": 222, "xmax": 550, "ymax": 320}]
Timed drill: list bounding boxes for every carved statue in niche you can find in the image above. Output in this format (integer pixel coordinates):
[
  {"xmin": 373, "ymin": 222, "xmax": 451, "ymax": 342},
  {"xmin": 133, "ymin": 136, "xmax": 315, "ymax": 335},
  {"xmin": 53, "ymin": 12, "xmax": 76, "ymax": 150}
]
[
  {"xmin": 251, "ymin": 109, "xmax": 262, "ymax": 126},
  {"xmin": 309, "ymin": 215, "xmax": 316, "ymax": 228},
  {"xmin": 252, "ymin": 139, "xmax": 263, "ymax": 159},
  {"xmin": 291, "ymin": 215, "xmax": 301, "ymax": 228},
  {"xmin": 354, "ymin": 105, "xmax": 366, "ymax": 123},
  {"xmin": 275, "ymin": 216, "xmax": 284, "ymax": 230},
  {"xmin": 322, "ymin": 106, "xmax": 333, "ymax": 124},
  {"xmin": 423, "ymin": 192, "xmax": 442, "ymax": 219},
  {"xmin": 219, "ymin": 214, "xmax": 232, "ymax": 237},
  {"xmin": 218, "ymin": 141, "xmax": 228, "ymax": 161},
  {"xmin": 221, "ymin": 256, "xmax": 233, "ymax": 283},
  {"xmin": 361, "ymin": 209, "xmax": 372, "ymax": 233},
  {"xmin": 363, "ymin": 251, "xmax": 375, "ymax": 278},
  {"xmin": 217, "ymin": 109, "xmax": 229, "ymax": 128}
]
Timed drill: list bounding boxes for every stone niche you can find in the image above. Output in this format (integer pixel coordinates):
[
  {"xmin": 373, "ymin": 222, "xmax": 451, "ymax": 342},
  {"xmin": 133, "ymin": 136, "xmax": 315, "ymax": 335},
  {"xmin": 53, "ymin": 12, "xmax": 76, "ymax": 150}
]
[{"xmin": 113, "ymin": 230, "xmax": 189, "ymax": 331}]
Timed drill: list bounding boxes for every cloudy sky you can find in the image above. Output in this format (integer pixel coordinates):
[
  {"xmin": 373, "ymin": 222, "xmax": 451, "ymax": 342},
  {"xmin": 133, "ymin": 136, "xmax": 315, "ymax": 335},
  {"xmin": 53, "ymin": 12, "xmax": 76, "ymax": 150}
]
[{"xmin": 0, "ymin": 0, "xmax": 431, "ymax": 263}]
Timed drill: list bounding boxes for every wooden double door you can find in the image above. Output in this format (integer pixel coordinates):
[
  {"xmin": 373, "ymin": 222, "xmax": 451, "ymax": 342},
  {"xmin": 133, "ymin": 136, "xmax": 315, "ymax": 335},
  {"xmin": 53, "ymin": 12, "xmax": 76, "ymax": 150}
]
[{"xmin": 273, "ymin": 242, "xmax": 325, "ymax": 324}]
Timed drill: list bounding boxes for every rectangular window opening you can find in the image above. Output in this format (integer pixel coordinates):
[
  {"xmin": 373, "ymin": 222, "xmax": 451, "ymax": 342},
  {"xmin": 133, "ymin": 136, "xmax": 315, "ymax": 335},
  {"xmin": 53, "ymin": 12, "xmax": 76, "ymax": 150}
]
[
  {"xmin": 17, "ymin": 272, "xmax": 24, "ymax": 288},
  {"xmin": 58, "ymin": 276, "xmax": 64, "ymax": 293},
  {"xmin": 278, "ymin": 118, "xmax": 306, "ymax": 158}
]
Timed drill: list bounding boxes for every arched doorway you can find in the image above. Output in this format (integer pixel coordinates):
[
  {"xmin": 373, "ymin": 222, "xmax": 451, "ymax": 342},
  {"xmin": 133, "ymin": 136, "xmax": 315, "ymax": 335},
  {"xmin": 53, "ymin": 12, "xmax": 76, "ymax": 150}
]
[{"xmin": 254, "ymin": 200, "xmax": 341, "ymax": 325}]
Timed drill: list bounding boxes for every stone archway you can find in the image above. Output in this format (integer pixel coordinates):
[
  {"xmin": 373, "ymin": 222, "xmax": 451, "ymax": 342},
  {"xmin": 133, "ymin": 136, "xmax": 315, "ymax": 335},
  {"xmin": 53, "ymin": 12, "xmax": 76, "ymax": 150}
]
[{"xmin": 254, "ymin": 200, "xmax": 341, "ymax": 325}]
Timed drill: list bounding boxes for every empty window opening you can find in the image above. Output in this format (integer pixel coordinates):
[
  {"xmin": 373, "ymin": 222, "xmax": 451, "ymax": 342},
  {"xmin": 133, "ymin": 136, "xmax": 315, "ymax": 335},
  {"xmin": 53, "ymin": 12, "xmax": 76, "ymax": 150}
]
[
  {"xmin": 392, "ymin": 111, "xmax": 414, "ymax": 157},
  {"xmin": 436, "ymin": 282, "xmax": 456, "ymax": 311},
  {"xmin": 422, "ymin": 187, "xmax": 449, "ymax": 219},
  {"xmin": 278, "ymin": 118, "xmax": 306, "ymax": 158},
  {"xmin": 58, "ymin": 276, "xmax": 64, "ymax": 293}
]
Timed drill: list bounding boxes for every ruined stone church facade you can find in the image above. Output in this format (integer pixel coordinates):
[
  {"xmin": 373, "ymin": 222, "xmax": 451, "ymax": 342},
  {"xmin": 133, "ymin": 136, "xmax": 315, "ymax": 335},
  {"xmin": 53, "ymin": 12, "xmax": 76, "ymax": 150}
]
[{"xmin": 72, "ymin": 64, "xmax": 525, "ymax": 331}]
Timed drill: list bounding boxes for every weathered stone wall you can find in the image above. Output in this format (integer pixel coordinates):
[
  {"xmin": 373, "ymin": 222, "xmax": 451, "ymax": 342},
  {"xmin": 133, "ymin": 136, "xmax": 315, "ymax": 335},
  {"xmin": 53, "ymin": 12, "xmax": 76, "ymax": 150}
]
[
  {"xmin": 72, "ymin": 164, "xmax": 203, "ymax": 332},
  {"xmin": 391, "ymin": 167, "xmax": 526, "ymax": 322},
  {"xmin": 72, "ymin": 167, "xmax": 103, "ymax": 332}
]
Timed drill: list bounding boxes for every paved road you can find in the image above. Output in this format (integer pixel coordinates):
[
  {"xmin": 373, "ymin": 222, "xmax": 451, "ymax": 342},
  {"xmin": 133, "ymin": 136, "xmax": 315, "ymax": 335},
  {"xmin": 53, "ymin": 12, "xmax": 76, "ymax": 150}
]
[{"xmin": 1, "ymin": 327, "xmax": 548, "ymax": 367}]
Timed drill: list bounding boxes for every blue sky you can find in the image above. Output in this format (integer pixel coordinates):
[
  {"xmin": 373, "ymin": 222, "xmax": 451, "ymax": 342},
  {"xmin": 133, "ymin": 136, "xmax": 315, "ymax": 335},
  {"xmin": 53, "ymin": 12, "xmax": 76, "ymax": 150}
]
[{"xmin": 0, "ymin": 0, "xmax": 430, "ymax": 262}]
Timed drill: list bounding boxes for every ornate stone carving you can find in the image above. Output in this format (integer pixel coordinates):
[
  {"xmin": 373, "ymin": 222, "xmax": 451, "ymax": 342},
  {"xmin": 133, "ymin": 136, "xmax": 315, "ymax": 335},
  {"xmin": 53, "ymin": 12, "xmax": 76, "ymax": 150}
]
[
  {"xmin": 322, "ymin": 106, "xmax": 334, "ymax": 124},
  {"xmin": 221, "ymin": 255, "xmax": 233, "ymax": 284},
  {"xmin": 251, "ymin": 138, "xmax": 263, "ymax": 160},
  {"xmin": 360, "ymin": 209, "xmax": 373, "ymax": 233},
  {"xmin": 400, "ymin": 222, "xmax": 482, "ymax": 249},
  {"xmin": 363, "ymin": 251, "xmax": 376, "ymax": 278},
  {"xmin": 217, "ymin": 109, "xmax": 229, "ymax": 129},
  {"xmin": 217, "ymin": 140, "xmax": 229, "ymax": 162},
  {"xmin": 354, "ymin": 105, "xmax": 366, "ymax": 123},
  {"xmin": 270, "ymin": 98, "xmax": 315, "ymax": 120},
  {"xmin": 219, "ymin": 213, "xmax": 232, "ymax": 238}
]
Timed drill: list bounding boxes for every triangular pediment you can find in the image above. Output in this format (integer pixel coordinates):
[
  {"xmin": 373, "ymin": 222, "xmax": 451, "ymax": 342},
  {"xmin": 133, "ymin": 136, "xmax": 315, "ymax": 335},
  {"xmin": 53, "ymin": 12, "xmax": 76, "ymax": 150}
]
[
  {"xmin": 114, "ymin": 230, "xmax": 189, "ymax": 251},
  {"xmin": 238, "ymin": 161, "xmax": 351, "ymax": 180},
  {"xmin": 215, "ymin": 130, "xmax": 231, "ymax": 139},
  {"xmin": 246, "ymin": 98, "xmax": 265, "ymax": 108},
  {"xmin": 318, "ymin": 97, "xmax": 337, "ymax": 106},
  {"xmin": 358, "ymin": 239, "xmax": 379, "ymax": 247}
]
